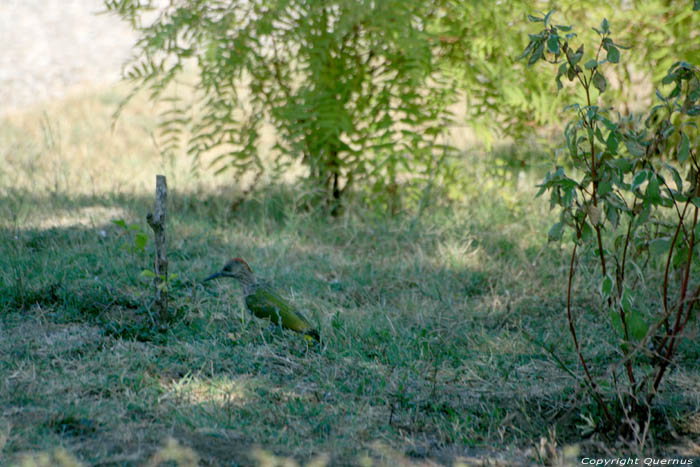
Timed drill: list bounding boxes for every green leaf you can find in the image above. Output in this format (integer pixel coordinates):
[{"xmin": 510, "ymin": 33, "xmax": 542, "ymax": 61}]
[
  {"xmin": 140, "ymin": 270, "xmax": 156, "ymax": 278},
  {"xmin": 571, "ymin": 45, "xmax": 584, "ymax": 65},
  {"xmin": 664, "ymin": 162, "xmax": 683, "ymax": 193},
  {"xmin": 606, "ymin": 130, "xmax": 619, "ymax": 154},
  {"xmin": 678, "ymin": 132, "xmax": 690, "ymax": 163},
  {"xmin": 580, "ymin": 221, "xmax": 593, "ymax": 243},
  {"xmin": 518, "ymin": 40, "xmax": 536, "ymax": 60},
  {"xmin": 631, "ymin": 170, "xmax": 648, "ymax": 191},
  {"xmin": 662, "ymin": 71, "xmax": 678, "ymax": 85},
  {"xmin": 694, "ymin": 0, "xmax": 699, "ymax": 11},
  {"xmin": 621, "ymin": 288, "xmax": 632, "ymax": 315},
  {"xmin": 689, "ymin": 81, "xmax": 700, "ymax": 101},
  {"xmin": 645, "ymin": 105, "xmax": 665, "ymax": 128},
  {"xmin": 608, "ymin": 158, "xmax": 632, "ymax": 172},
  {"xmin": 601, "ymin": 274, "xmax": 613, "ymax": 298},
  {"xmin": 606, "ymin": 45, "xmax": 620, "ymax": 63},
  {"xmin": 527, "ymin": 14, "xmax": 543, "ymax": 22},
  {"xmin": 598, "ymin": 179, "xmax": 613, "ymax": 197},
  {"xmin": 646, "ymin": 174, "xmax": 661, "ymax": 202},
  {"xmin": 625, "ymin": 139, "xmax": 646, "ymax": 157},
  {"xmin": 662, "ymin": 124, "xmax": 676, "ymax": 139},
  {"xmin": 548, "ymin": 221, "xmax": 565, "ymax": 241},
  {"xmin": 557, "ymin": 62, "xmax": 568, "ymax": 77},
  {"xmin": 586, "ymin": 106, "xmax": 599, "ymax": 121},
  {"xmin": 528, "ymin": 41, "xmax": 545, "ymax": 66},
  {"xmin": 134, "ymin": 233, "xmax": 148, "ymax": 251},
  {"xmin": 547, "ymin": 35, "xmax": 560, "ymax": 54},
  {"xmin": 556, "ymin": 177, "xmax": 579, "ymax": 190},
  {"xmin": 606, "ymin": 204, "xmax": 619, "ymax": 228},
  {"xmin": 673, "ymin": 244, "xmax": 689, "ymax": 268},
  {"xmin": 592, "ymin": 71, "xmax": 607, "ymax": 92},
  {"xmin": 669, "ymin": 84, "xmax": 681, "ymax": 98},
  {"xmin": 627, "ymin": 310, "xmax": 648, "ymax": 341},
  {"xmin": 112, "ymin": 219, "xmax": 128, "ymax": 229},
  {"xmin": 605, "ymin": 192, "xmax": 630, "ymax": 211},
  {"xmin": 649, "ymin": 237, "xmax": 671, "ymax": 256},
  {"xmin": 601, "ymin": 18, "xmax": 610, "ymax": 35},
  {"xmin": 595, "ymin": 126, "xmax": 606, "ymax": 145},
  {"xmin": 544, "ymin": 10, "xmax": 554, "ymax": 26},
  {"xmin": 610, "ymin": 310, "xmax": 623, "ymax": 336},
  {"xmin": 636, "ymin": 200, "xmax": 652, "ymax": 225},
  {"xmin": 561, "ymin": 186, "xmax": 576, "ymax": 206},
  {"xmin": 655, "ymin": 88, "xmax": 667, "ymax": 103},
  {"xmin": 584, "ymin": 59, "xmax": 598, "ymax": 69}
]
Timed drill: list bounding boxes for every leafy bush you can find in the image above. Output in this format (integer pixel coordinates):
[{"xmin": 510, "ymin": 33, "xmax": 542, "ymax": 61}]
[
  {"xmin": 439, "ymin": 1, "xmax": 700, "ymax": 144},
  {"xmin": 523, "ymin": 11, "xmax": 699, "ymax": 438},
  {"xmin": 104, "ymin": 0, "xmax": 458, "ymax": 213},
  {"xmin": 104, "ymin": 1, "xmax": 700, "ymax": 212}
]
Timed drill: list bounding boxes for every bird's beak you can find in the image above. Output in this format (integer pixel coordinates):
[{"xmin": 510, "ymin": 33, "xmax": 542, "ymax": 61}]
[{"xmin": 203, "ymin": 271, "xmax": 223, "ymax": 282}]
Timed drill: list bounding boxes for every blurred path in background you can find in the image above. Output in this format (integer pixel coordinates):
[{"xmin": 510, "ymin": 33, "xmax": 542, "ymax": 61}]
[{"xmin": 0, "ymin": 0, "xmax": 136, "ymax": 114}]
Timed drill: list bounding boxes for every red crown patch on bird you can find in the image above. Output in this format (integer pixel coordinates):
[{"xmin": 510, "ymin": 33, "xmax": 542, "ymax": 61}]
[{"xmin": 230, "ymin": 257, "xmax": 253, "ymax": 272}]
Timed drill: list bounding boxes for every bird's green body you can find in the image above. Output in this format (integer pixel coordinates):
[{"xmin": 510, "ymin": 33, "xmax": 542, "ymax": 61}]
[
  {"xmin": 204, "ymin": 258, "xmax": 320, "ymax": 342},
  {"xmin": 245, "ymin": 287, "xmax": 315, "ymax": 334}
]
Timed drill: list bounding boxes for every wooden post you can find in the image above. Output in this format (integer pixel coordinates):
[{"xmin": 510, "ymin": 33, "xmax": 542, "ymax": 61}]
[{"xmin": 147, "ymin": 175, "xmax": 168, "ymax": 322}]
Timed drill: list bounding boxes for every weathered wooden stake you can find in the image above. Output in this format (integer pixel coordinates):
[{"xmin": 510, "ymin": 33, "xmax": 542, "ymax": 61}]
[{"xmin": 147, "ymin": 174, "xmax": 168, "ymax": 322}]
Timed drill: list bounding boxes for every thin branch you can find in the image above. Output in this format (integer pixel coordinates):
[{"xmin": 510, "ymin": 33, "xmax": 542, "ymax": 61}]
[
  {"xmin": 567, "ymin": 230, "xmax": 613, "ymax": 422},
  {"xmin": 650, "ymin": 186, "xmax": 699, "ymax": 405}
]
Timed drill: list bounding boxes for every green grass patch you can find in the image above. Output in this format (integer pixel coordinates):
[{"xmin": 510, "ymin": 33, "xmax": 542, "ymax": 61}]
[{"xmin": 0, "ymin": 86, "xmax": 698, "ymax": 466}]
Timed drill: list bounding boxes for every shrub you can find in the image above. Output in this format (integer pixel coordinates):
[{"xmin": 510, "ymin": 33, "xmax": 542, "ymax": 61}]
[
  {"xmin": 104, "ymin": 0, "xmax": 458, "ymax": 213},
  {"xmin": 523, "ymin": 10, "xmax": 700, "ymax": 438}
]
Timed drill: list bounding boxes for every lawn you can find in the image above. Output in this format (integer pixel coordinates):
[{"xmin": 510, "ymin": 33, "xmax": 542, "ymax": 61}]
[{"xmin": 0, "ymin": 86, "xmax": 698, "ymax": 466}]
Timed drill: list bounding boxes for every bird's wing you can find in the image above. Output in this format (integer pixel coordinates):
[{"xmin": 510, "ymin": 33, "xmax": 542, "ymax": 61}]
[{"xmin": 245, "ymin": 287, "xmax": 313, "ymax": 333}]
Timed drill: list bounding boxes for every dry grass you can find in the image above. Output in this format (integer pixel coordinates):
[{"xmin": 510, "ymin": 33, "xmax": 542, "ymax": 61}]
[{"xmin": 0, "ymin": 84, "xmax": 698, "ymax": 466}]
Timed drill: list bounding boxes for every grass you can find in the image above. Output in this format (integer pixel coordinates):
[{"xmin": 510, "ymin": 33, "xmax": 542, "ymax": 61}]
[{"xmin": 0, "ymin": 85, "xmax": 698, "ymax": 466}]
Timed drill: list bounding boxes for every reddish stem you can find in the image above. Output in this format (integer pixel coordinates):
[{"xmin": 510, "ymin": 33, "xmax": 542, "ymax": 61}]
[
  {"xmin": 567, "ymin": 232, "xmax": 613, "ymax": 422},
  {"xmin": 649, "ymin": 190, "xmax": 699, "ymax": 405}
]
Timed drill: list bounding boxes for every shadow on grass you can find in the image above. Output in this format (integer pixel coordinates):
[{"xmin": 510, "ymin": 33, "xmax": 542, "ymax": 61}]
[{"xmin": 2, "ymin": 185, "xmax": 695, "ymax": 464}]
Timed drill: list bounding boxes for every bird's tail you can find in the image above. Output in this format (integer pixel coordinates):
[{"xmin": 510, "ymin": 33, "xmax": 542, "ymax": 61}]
[{"xmin": 304, "ymin": 329, "xmax": 321, "ymax": 343}]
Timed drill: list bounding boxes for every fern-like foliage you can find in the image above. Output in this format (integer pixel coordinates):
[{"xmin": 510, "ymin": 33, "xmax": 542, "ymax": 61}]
[{"xmin": 104, "ymin": 0, "xmax": 459, "ymax": 212}]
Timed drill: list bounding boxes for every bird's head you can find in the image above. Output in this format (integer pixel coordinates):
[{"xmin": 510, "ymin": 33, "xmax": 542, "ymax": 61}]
[{"xmin": 204, "ymin": 257, "xmax": 255, "ymax": 283}]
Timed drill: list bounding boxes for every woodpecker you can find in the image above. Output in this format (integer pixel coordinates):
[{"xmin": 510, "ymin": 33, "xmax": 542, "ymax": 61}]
[{"xmin": 204, "ymin": 258, "xmax": 320, "ymax": 342}]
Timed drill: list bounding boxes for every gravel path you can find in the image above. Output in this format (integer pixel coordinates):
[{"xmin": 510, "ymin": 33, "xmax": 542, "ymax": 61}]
[{"xmin": 0, "ymin": 0, "xmax": 137, "ymax": 114}]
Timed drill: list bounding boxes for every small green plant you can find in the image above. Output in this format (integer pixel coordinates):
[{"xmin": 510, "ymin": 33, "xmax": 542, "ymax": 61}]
[
  {"xmin": 139, "ymin": 269, "xmax": 178, "ymax": 293},
  {"xmin": 522, "ymin": 11, "xmax": 699, "ymax": 438},
  {"xmin": 111, "ymin": 218, "xmax": 148, "ymax": 256},
  {"xmin": 112, "ymin": 218, "xmax": 177, "ymax": 292}
]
